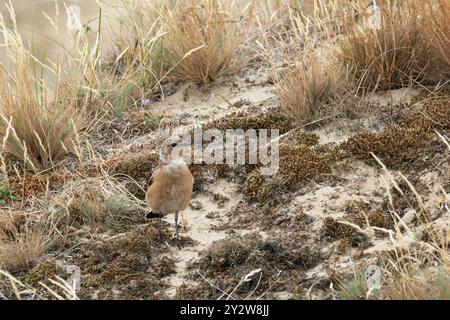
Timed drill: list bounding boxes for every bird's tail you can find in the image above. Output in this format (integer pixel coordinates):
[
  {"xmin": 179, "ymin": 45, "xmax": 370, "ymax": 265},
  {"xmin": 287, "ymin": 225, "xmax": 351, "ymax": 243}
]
[{"xmin": 146, "ymin": 211, "xmax": 163, "ymax": 219}]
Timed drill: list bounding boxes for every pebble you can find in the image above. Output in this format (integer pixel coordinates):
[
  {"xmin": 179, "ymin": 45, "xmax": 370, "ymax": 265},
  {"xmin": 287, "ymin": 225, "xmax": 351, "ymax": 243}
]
[{"xmin": 189, "ymin": 200, "xmax": 203, "ymax": 210}]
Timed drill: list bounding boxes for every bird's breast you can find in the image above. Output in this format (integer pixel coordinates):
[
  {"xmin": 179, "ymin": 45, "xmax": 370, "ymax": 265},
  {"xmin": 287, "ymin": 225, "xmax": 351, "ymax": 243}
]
[
  {"xmin": 163, "ymin": 159, "xmax": 189, "ymax": 176},
  {"xmin": 146, "ymin": 160, "xmax": 194, "ymax": 214}
]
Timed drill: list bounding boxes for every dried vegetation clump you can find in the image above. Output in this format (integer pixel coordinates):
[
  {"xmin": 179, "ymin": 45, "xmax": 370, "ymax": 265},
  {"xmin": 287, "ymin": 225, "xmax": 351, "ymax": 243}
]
[
  {"xmin": 402, "ymin": 95, "xmax": 450, "ymax": 133},
  {"xmin": 276, "ymin": 55, "xmax": 349, "ymax": 125},
  {"xmin": 1, "ymin": 210, "xmax": 51, "ymax": 275},
  {"xmin": 8, "ymin": 172, "xmax": 72, "ymax": 199},
  {"xmin": 337, "ymin": 251, "xmax": 450, "ymax": 300},
  {"xmin": 203, "ymin": 111, "xmax": 295, "ymax": 134},
  {"xmin": 0, "ymin": 226, "xmax": 49, "ymax": 272},
  {"xmin": 342, "ymin": 135, "xmax": 446, "ymax": 176},
  {"xmin": 0, "ymin": 24, "xmax": 84, "ymax": 171},
  {"xmin": 177, "ymin": 233, "xmax": 320, "ymax": 299},
  {"xmin": 160, "ymin": 0, "xmax": 253, "ymax": 85},
  {"xmin": 191, "ymin": 111, "xmax": 296, "ymax": 183},
  {"xmin": 1, "ymin": 0, "xmax": 450, "ymax": 301},
  {"xmin": 74, "ymin": 225, "xmax": 179, "ymax": 299},
  {"xmin": 226, "ymin": 201, "xmax": 309, "ymax": 232},
  {"xmin": 57, "ymin": 179, "xmax": 145, "ymax": 232},
  {"xmin": 25, "ymin": 261, "xmax": 59, "ymax": 287},
  {"xmin": 321, "ymin": 200, "xmax": 395, "ymax": 247},
  {"xmin": 341, "ymin": 127, "xmax": 436, "ymax": 171},
  {"xmin": 341, "ymin": 92, "xmax": 450, "ymax": 173},
  {"xmin": 344, "ymin": 201, "xmax": 394, "ymax": 232},
  {"xmin": 243, "ymin": 139, "xmax": 344, "ymax": 204},
  {"xmin": 105, "ymin": 151, "xmax": 159, "ymax": 198},
  {"xmin": 320, "ymin": 217, "xmax": 370, "ymax": 248},
  {"xmin": 268, "ymin": 0, "xmax": 353, "ymax": 125},
  {"xmin": 338, "ymin": 1, "xmax": 444, "ymax": 92}
]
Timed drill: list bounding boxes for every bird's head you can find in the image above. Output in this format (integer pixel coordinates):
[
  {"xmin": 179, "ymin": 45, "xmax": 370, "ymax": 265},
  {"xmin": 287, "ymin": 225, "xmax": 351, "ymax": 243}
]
[{"xmin": 159, "ymin": 135, "xmax": 188, "ymax": 165}]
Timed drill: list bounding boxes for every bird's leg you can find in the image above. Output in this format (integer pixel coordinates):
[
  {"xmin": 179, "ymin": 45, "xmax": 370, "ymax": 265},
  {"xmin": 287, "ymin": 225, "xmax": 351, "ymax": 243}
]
[
  {"xmin": 174, "ymin": 211, "xmax": 179, "ymax": 240},
  {"xmin": 158, "ymin": 215, "xmax": 162, "ymax": 240}
]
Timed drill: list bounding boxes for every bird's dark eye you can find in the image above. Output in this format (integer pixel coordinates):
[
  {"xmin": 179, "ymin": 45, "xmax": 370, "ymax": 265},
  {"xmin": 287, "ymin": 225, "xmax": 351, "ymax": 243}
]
[{"xmin": 171, "ymin": 143, "xmax": 177, "ymax": 148}]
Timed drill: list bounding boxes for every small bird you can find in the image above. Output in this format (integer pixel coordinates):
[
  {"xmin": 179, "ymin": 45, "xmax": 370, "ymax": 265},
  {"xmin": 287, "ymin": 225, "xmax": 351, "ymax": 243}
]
[{"xmin": 145, "ymin": 135, "xmax": 193, "ymax": 239}]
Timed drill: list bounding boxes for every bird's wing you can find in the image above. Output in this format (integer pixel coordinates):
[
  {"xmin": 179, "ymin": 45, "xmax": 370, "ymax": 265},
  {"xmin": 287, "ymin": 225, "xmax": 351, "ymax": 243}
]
[{"xmin": 148, "ymin": 164, "xmax": 161, "ymax": 185}]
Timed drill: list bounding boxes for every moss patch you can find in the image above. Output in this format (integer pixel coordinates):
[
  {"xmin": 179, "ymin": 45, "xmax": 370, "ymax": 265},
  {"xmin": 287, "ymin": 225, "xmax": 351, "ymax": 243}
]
[
  {"xmin": 320, "ymin": 200, "xmax": 396, "ymax": 247},
  {"xmin": 9, "ymin": 172, "xmax": 72, "ymax": 198},
  {"xmin": 280, "ymin": 130, "xmax": 321, "ymax": 147},
  {"xmin": 341, "ymin": 91, "xmax": 449, "ymax": 173},
  {"xmin": 243, "ymin": 142, "xmax": 342, "ymax": 204},
  {"xmin": 404, "ymin": 90, "xmax": 450, "ymax": 132},
  {"xmin": 74, "ymin": 224, "xmax": 187, "ymax": 299},
  {"xmin": 345, "ymin": 201, "xmax": 395, "ymax": 231},
  {"xmin": 25, "ymin": 261, "xmax": 59, "ymax": 287},
  {"xmin": 320, "ymin": 217, "xmax": 370, "ymax": 248},
  {"xmin": 243, "ymin": 173, "xmax": 285, "ymax": 204},
  {"xmin": 341, "ymin": 127, "xmax": 443, "ymax": 172},
  {"xmin": 176, "ymin": 233, "xmax": 320, "ymax": 299},
  {"xmin": 203, "ymin": 111, "xmax": 295, "ymax": 134}
]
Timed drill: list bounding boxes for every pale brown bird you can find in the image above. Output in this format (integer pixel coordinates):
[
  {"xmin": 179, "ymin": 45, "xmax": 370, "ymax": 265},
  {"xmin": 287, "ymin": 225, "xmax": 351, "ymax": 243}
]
[{"xmin": 145, "ymin": 135, "xmax": 193, "ymax": 239}]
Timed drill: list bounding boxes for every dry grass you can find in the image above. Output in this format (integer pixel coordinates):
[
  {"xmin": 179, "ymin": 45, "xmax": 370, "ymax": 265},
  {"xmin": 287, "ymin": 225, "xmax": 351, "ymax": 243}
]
[
  {"xmin": 270, "ymin": 5, "xmax": 350, "ymax": 125},
  {"xmin": 0, "ymin": 210, "xmax": 23, "ymax": 235},
  {"xmin": 0, "ymin": 0, "xmax": 450, "ymax": 301},
  {"xmin": 0, "ymin": 268, "xmax": 79, "ymax": 300},
  {"xmin": 256, "ymin": 0, "xmax": 351, "ymax": 38},
  {"xmin": 53, "ymin": 174, "xmax": 145, "ymax": 231},
  {"xmin": 337, "ymin": 234, "xmax": 450, "ymax": 300},
  {"xmin": 381, "ymin": 259, "xmax": 450, "ymax": 300},
  {"xmin": 425, "ymin": 0, "xmax": 450, "ymax": 69},
  {"xmin": 337, "ymin": 260, "xmax": 450, "ymax": 300},
  {"xmin": 160, "ymin": 0, "xmax": 253, "ymax": 85},
  {"xmin": 0, "ymin": 5, "xmax": 84, "ymax": 171},
  {"xmin": 0, "ymin": 226, "xmax": 49, "ymax": 272},
  {"xmin": 94, "ymin": 0, "xmax": 167, "ymax": 112},
  {"xmin": 276, "ymin": 53, "xmax": 347, "ymax": 124},
  {"xmin": 378, "ymin": 146, "xmax": 450, "ymax": 300},
  {"xmin": 336, "ymin": 140, "xmax": 450, "ymax": 300},
  {"xmin": 338, "ymin": 0, "xmax": 439, "ymax": 92}
]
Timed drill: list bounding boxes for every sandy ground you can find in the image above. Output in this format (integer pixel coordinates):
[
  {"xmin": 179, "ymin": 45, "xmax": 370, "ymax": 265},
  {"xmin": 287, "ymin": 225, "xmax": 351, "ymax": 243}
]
[
  {"xmin": 137, "ymin": 71, "xmax": 447, "ymax": 298},
  {"xmin": 94, "ymin": 67, "xmax": 447, "ymax": 298},
  {"xmin": 0, "ymin": 1, "xmax": 448, "ymax": 301},
  {"xmin": 162, "ymin": 180, "xmax": 241, "ymax": 296},
  {"xmin": 0, "ymin": 56, "xmax": 447, "ymax": 299}
]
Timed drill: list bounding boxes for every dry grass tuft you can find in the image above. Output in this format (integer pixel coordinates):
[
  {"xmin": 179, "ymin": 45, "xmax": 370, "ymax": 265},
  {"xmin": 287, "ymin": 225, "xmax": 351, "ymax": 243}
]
[
  {"xmin": 335, "ymin": 147, "xmax": 450, "ymax": 300},
  {"xmin": 160, "ymin": 0, "xmax": 253, "ymax": 85},
  {"xmin": 55, "ymin": 176, "xmax": 145, "ymax": 232},
  {"xmin": 338, "ymin": 0, "xmax": 442, "ymax": 92},
  {"xmin": 97, "ymin": 0, "xmax": 167, "ymax": 111},
  {"xmin": 337, "ymin": 246, "xmax": 450, "ymax": 300},
  {"xmin": 0, "ymin": 227, "xmax": 49, "ymax": 272},
  {"xmin": 276, "ymin": 55, "xmax": 348, "ymax": 124},
  {"xmin": 426, "ymin": 0, "xmax": 450, "ymax": 69},
  {"xmin": 382, "ymin": 263, "xmax": 450, "ymax": 300},
  {"xmin": 0, "ymin": 6, "xmax": 83, "ymax": 171},
  {"xmin": 269, "ymin": 4, "xmax": 351, "ymax": 125}
]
